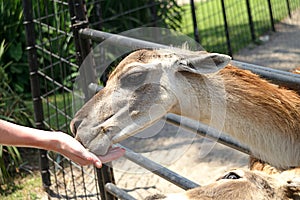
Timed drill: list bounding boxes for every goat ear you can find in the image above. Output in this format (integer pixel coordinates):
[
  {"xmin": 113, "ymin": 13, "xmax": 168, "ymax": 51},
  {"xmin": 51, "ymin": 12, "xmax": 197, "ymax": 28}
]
[{"xmin": 177, "ymin": 53, "xmax": 231, "ymax": 74}]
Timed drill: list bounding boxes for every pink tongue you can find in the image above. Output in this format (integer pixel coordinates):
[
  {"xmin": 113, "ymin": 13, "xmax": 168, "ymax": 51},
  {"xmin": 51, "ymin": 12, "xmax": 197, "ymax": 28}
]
[{"xmin": 98, "ymin": 147, "xmax": 125, "ymax": 163}]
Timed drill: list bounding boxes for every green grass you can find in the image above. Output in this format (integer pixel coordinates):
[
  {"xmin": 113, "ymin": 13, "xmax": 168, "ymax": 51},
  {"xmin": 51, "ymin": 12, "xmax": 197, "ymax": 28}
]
[
  {"xmin": 0, "ymin": 172, "xmax": 43, "ymax": 200},
  {"xmin": 180, "ymin": 0, "xmax": 299, "ymax": 54}
]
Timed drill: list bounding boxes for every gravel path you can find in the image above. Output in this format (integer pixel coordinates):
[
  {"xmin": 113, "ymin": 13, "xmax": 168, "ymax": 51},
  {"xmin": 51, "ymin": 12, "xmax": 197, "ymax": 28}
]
[{"xmin": 234, "ymin": 9, "xmax": 300, "ymax": 71}]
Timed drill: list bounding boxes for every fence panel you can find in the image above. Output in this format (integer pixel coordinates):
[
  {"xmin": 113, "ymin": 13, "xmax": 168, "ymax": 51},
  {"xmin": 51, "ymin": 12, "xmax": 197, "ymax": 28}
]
[
  {"xmin": 23, "ymin": 0, "xmax": 104, "ymax": 198},
  {"xmin": 183, "ymin": 0, "xmax": 300, "ymax": 55}
]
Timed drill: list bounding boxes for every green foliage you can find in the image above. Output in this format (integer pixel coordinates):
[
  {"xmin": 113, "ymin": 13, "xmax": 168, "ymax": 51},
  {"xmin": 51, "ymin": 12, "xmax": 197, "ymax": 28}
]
[
  {"xmin": 0, "ymin": 39, "xmax": 33, "ymax": 187},
  {"xmin": 0, "ymin": 0, "xmax": 29, "ymax": 95},
  {"xmin": 88, "ymin": 0, "xmax": 183, "ymax": 33},
  {"xmin": 0, "ymin": 146, "xmax": 22, "ymax": 186}
]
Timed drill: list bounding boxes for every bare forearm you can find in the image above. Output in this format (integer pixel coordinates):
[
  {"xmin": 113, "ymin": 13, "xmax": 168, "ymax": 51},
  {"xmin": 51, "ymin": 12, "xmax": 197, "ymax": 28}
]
[{"xmin": 0, "ymin": 119, "xmax": 57, "ymax": 150}]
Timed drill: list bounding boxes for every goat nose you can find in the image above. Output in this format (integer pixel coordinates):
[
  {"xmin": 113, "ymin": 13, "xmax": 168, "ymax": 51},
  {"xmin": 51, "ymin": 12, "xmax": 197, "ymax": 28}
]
[{"xmin": 70, "ymin": 119, "xmax": 82, "ymax": 136}]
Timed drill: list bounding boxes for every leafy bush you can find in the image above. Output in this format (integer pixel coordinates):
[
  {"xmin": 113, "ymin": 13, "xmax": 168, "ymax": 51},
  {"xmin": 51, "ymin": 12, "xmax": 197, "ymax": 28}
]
[
  {"xmin": 0, "ymin": 0, "xmax": 30, "ymax": 96},
  {"xmin": 0, "ymin": 1, "xmax": 37, "ymax": 186},
  {"xmin": 0, "ymin": 40, "xmax": 33, "ymax": 187}
]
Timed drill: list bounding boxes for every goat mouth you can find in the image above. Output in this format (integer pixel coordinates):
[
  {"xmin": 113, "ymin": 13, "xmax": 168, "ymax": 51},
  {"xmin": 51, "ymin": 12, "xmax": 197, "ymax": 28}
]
[
  {"xmin": 103, "ymin": 114, "xmax": 114, "ymax": 122},
  {"xmin": 111, "ymin": 118, "xmax": 162, "ymax": 144}
]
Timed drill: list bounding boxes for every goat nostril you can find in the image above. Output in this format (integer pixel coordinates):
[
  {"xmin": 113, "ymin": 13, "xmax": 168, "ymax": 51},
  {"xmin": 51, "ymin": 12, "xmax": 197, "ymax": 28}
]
[{"xmin": 70, "ymin": 119, "xmax": 82, "ymax": 135}]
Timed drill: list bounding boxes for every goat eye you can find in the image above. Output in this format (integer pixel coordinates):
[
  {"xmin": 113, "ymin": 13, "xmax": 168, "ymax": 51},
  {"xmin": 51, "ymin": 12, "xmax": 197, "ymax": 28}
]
[
  {"xmin": 178, "ymin": 60, "xmax": 195, "ymax": 69},
  {"xmin": 120, "ymin": 71, "xmax": 147, "ymax": 88},
  {"xmin": 223, "ymin": 172, "xmax": 241, "ymax": 180}
]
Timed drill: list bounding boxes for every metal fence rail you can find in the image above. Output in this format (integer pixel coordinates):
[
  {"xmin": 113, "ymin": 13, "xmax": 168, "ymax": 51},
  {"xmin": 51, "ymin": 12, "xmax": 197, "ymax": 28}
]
[
  {"xmin": 105, "ymin": 183, "xmax": 137, "ymax": 200},
  {"xmin": 80, "ymin": 27, "xmax": 300, "ymax": 92},
  {"xmin": 121, "ymin": 145, "xmax": 200, "ymax": 190}
]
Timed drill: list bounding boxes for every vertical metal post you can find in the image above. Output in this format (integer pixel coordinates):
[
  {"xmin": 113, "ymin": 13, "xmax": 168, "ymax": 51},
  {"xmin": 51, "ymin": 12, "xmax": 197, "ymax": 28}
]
[
  {"xmin": 286, "ymin": 0, "xmax": 292, "ymax": 18},
  {"xmin": 68, "ymin": 0, "xmax": 97, "ymax": 100},
  {"xmin": 267, "ymin": 0, "xmax": 276, "ymax": 32},
  {"xmin": 220, "ymin": 0, "xmax": 232, "ymax": 56},
  {"xmin": 245, "ymin": 0, "xmax": 256, "ymax": 41},
  {"xmin": 22, "ymin": 0, "xmax": 51, "ymax": 190},
  {"xmin": 68, "ymin": 1, "xmax": 116, "ymax": 199},
  {"xmin": 190, "ymin": 0, "xmax": 200, "ymax": 43},
  {"xmin": 97, "ymin": 165, "xmax": 117, "ymax": 200}
]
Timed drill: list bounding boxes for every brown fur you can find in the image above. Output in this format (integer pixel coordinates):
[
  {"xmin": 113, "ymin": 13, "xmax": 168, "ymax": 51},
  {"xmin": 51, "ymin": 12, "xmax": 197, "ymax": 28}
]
[
  {"xmin": 250, "ymin": 156, "xmax": 281, "ymax": 175},
  {"xmin": 109, "ymin": 50, "xmax": 159, "ymax": 80},
  {"xmin": 221, "ymin": 65, "xmax": 300, "ymax": 133},
  {"xmin": 214, "ymin": 65, "xmax": 300, "ymax": 169}
]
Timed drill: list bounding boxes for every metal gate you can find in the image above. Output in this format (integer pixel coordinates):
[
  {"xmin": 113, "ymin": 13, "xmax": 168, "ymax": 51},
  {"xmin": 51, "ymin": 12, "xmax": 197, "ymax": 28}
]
[{"xmin": 22, "ymin": 0, "xmax": 300, "ymax": 199}]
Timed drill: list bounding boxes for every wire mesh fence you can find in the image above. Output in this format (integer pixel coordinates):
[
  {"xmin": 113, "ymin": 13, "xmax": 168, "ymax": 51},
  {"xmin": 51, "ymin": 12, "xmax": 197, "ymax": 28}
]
[
  {"xmin": 23, "ymin": 0, "xmax": 102, "ymax": 198},
  {"xmin": 181, "ymin": 0, "xmax": 300, "ymax": 55},
  {"xmin": 22, "ymin": 0, "xmax": 300, "ymax": 199}
]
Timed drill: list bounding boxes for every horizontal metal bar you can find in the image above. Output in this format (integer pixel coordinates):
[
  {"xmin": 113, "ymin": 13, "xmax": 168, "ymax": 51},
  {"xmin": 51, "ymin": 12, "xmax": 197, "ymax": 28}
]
[
  {"xmin": 116, "ymin": 144, "xmax": 200, "ymax": 190},
  {"xmin": 39, "ymin": 54, "xmax": 78, "ymax": 72},
  {"xmin": 165, "ymin": 114, "xmax": 250, "ymax": 155},
  {"xmin": 105, "ymin": 183, "xmax": 137, "ymax": 200},
  {"xmin": 34, "ymin": 17, "xmax": 72, "ymax": 36},
  {"xmin": 35, "ymin": 45, "xmax": 78, "ymax": 68},
  {"xmin": 79, "ymin": 28, "xmax": 166, "ymax": 48},
  {"xmin": 80, "ymin": 28, "xmax": 300, "ymax": 92},
  {"xmin": 37, "ymin": 71, "xmax": 74, "ymax": 94}
]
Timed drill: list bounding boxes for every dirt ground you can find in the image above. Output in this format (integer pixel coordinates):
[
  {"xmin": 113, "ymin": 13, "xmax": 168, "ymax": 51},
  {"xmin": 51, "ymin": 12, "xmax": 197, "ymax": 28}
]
[
  {"xmin": 111, "ymin": 8, "xmax": 300, "ymax": 199},
  {"xmin": 234, "ymin": 9, "xmax": 300, "ymax": 71},
  {"xmin": 112, "ymin": 129, "xmax": 248, "ymax": 199}
]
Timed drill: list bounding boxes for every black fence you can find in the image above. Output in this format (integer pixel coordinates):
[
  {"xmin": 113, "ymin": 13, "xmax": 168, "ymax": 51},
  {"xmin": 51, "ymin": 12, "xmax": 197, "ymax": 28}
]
[
  {"xmin": 22, "ymin": 0, "xmax": 300, "ymax": 199},
  {"xmin": 182, "ymin": 0, "xmax": 300, "ymax": 55}
]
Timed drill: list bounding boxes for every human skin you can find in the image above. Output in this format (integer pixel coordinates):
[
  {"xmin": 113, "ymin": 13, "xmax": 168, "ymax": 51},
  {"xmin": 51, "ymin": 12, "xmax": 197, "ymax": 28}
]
[{"xmin": 0, "ymin": 119, "xmax": 125, "ymax": 168}]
